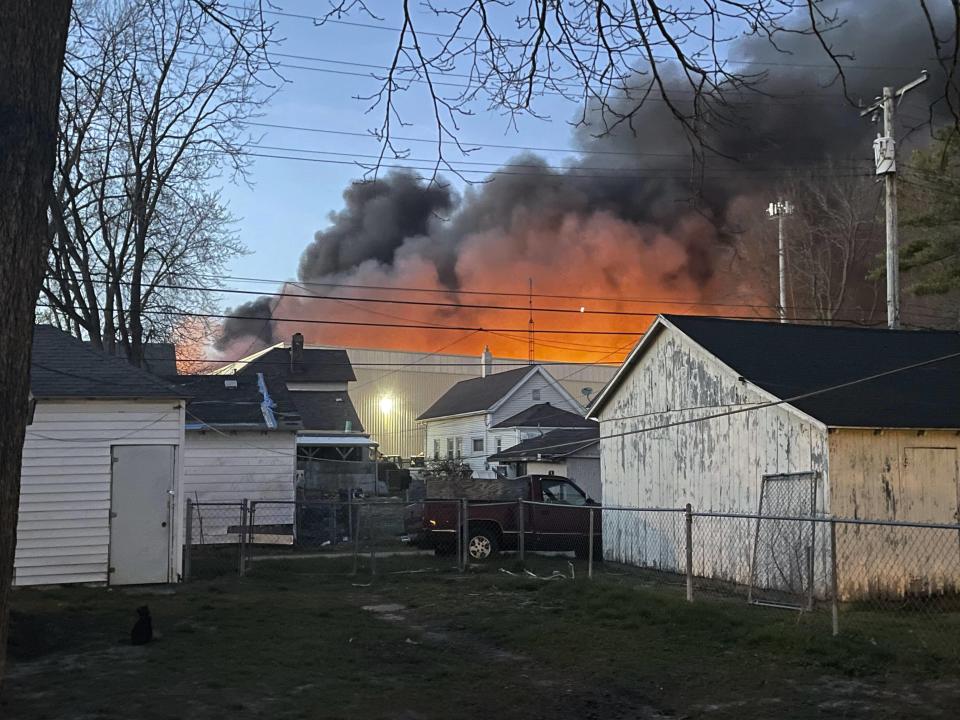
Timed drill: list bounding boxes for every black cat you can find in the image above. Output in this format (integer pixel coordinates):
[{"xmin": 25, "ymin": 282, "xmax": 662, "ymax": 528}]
[{"xmin": 130, "ymin": 605, "xmax": 153, "ymax": 645}]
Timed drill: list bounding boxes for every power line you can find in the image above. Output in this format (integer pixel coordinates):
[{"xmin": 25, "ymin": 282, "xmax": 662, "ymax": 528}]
[
  {"xmin": 109, "ymin": 278, "xmax": 943, "ymax": 327},
  {"xmin": 241, "ymin": 149, "xmax": 876, "ymax": 182},
  {"xmin": 236, "ymin": 4, "xmax": 939, "ymax": 73},
  {"xmin": 73, "ymin": 273, "xmax": 958, "ymax": 326},
  {"xmin": 250, "ymin": 142, "xmax": 871, "ymax": 175},
  {"xmin": 245, "ymin": 120, "xmax": 695, "ymax": 159},
  {"xmin": 35, "ymin": 303, "xmax": 647, "ymax": 336}
]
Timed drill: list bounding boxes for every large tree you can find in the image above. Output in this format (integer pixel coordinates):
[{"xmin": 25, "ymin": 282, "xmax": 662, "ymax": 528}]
[
  {"xmin": 44, "ymin": 0, "xmax": 266, "ymax": 365},
  {"xmin": 0, "ymin": 0, "xmax": 73, "ymax": 684}
]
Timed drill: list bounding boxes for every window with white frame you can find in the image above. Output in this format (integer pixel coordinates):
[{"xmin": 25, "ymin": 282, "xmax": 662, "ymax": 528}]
[
  {"xmin": 433, "ymin": 438, "xmax": 440, "ymax": 460},
  {"xmin": 532, "ymin": 389, "xmax": 541, "ymax": 401},
  {"xmin": 496, "ymin": 437, "xmax": 502, "ymax": 454},
  {"xmin": 472, "ymin": 437, "xmax": 484, "ymax": 453},
  {"xmin": 455, "ymin": 437, "xmax": 463, "ymax": 458},
  {"xmin": 446, "ymin": 437, "xmax": 454, "ymax": 459}
]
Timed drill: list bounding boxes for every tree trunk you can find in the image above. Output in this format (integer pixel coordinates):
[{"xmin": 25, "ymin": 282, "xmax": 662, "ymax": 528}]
[{"xmin": 0, "ymin": 0, "xmax": 72, "ymax": 684}]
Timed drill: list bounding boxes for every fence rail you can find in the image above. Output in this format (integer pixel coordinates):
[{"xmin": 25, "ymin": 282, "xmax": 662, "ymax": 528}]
[{"xmin": 184, "ymin": 498, "xmax": 960, "ymax": 652}]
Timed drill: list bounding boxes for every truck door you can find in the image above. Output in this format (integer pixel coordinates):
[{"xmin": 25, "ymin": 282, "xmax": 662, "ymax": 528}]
[{"xmin": 531, "ymin": 477, "xmax": 590, "ymax": 551}]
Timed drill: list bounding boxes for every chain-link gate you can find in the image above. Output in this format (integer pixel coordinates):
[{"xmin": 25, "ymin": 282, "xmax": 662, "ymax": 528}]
[{"xmin": 748, "ymin": 472, "xmax": 820, "ymax": 609}]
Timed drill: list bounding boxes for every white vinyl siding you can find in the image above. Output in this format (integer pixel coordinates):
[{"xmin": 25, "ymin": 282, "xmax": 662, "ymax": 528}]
[
  {"xmin": 182, "ymin": 431, "xmax": 297, "ymax": 544},
  {"xmin": 490, "ymin": 372, "xmax": 581, "ymax": 426},
  {"xmin": 423, "ymin": 413, "xmax": 490, "ymax": 477},
  {"xmin": 16, "ymin": 399, "xmax": 184, "ymax": 587}
]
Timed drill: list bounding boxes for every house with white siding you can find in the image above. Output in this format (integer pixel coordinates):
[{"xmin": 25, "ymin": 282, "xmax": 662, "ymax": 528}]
[
  {"xmin": 214, "ymin": 332, "xmax": 378, "ymax": 495},
  {"xmin": 18, "ymin": 325, "xmax": 189, "ymax": 586},
  {"xmin": 588, "ymin": 314, "xmax": 960, "ymax": 599},
  {"xmin": 417, "ymin": 362, "xmax": 583, "ymax": 478},
  {"xmin": 487, "ymin": 426, "xmax": 601, "ymax": 501},
  {"xmin": 167, "ymin": 373, "xmax": 302, "ymax": 544}
]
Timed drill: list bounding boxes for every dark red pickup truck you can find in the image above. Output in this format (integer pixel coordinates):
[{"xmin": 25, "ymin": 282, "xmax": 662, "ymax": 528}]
[{"xmin": 404, "ymin": 474, "xmax": 601, "ymax": 561}]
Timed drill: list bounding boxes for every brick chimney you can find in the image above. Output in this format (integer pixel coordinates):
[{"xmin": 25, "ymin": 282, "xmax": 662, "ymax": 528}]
[
  {"xmin": 481, "ymin": 345, "xmax": 493, "ymax": 378},
  {"xmin": 290, "ymin": 332, "xmax": 305, "ymax": 374}
]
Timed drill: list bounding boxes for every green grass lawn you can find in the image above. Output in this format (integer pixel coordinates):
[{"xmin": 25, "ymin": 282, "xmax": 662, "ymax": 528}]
[{"xmin": 4, "ymin": 555, "xmax": 959, "ymax": 719}]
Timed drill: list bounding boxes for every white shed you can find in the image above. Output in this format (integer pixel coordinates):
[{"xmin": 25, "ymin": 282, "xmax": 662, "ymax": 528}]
[{"xmin": 17, "ymin": 326, "xmax": 188, "ymax": 586}]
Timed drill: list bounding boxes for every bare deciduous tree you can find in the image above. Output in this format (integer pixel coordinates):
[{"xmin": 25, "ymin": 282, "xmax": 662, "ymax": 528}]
[
  {"xmin": 318, "ymin": 1, "xmax": 960, "ymax": 179},
  {"xmin": 43, "ymin": 0, "xmax": 270, "ymax": 366},
  {"xmin": 734, "ymin": 163, "xmax": 884, "ymax": 324}
]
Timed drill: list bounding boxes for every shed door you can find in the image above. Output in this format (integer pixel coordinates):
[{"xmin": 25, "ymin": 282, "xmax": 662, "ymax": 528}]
[
  {"xmin": 110, "ymin": 445, "xmax": 175, "ymax": 585},
  {"xmin": 901, "ymin": 447, "xmax": 959, "ymax": 524}
]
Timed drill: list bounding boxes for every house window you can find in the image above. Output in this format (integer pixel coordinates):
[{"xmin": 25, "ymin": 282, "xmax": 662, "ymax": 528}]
[
  {"xmin": 472, "ymin": 437, "xmax": 484, "ymax": 453},
  {"xmin": 496, "ymin": 437, "xmax": 502, "ymax": 454},
  {"xmin": 455, "ymin": 437, "xmax": 463, "ymax": 459},
  {"xmin": 532, "ymin": 389, "xmax": 541, "ymax": 401},
  {"xmin": 446, "ymin": 437, "xmax": 454, "ymax": 460},
  {"xmin": 433, "ymin": 438, "xmax": 440, "ymax": 460}
]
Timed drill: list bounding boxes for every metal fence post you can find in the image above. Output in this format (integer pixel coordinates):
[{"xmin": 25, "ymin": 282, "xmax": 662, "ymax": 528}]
[
  {"xmin": 517, "ymin": 499, "xmax": 525, "ymax": 564},
  {"xmin": 461, "ymin": 499, "xmax": 470, "ymax": 570},
  {"xmin": 588, "ymin": 507, "xmax": 595, "ymax": 580},
  {"xmin": 247, "ymin": 501, "xmax": 257, "ymax": 573},
  {"xmin": 352, "ymin": 502, "xmax": 362, "ymax": 576},
  {"xmin": 830, "ymin": 518, "xmax": 840, "ymax": 637},
  {"xmin": 684, "ymin": 503, "xmax": 694, "ymax": 603},
  {"xmin": 183, "ymin": 497, "xmax": 193, "ymax": 582},
  {"xmin": 239, "ymin": 499, "xmax": 249, "ymax": 577},
  {"xmin": 456, "ymin": 501, "xmax": 464, "ymax": 573}
]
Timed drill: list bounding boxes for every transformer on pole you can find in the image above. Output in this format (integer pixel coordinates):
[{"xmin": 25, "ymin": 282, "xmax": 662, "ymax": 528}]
[{"xmin": 860, "ymin": 71, "xmax": 929, "ymax": 330}]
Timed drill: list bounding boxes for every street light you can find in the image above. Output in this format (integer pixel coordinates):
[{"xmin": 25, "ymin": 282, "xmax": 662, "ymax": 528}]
[{"xmin": 766, "ymin": 200, "xmax": 794, "ymax": 323}]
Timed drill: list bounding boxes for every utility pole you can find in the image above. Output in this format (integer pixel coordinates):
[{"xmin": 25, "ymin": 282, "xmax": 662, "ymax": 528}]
[
  {"xmin": 767, "ymin": 200, "xmax": 793, "ymax": 323},
  {"xmin": 860, "ymin": 71, "xmax": 929, "ymax": 329}
]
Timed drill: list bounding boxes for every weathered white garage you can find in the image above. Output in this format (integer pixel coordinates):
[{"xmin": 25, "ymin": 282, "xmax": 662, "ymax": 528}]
[
  {"xmin": 589, "ymin": 315, "xmax": 960, "ymax": 599},
  {"xmin": 17, "ymin": 326, "xmax": 188, "ymax": 586}
]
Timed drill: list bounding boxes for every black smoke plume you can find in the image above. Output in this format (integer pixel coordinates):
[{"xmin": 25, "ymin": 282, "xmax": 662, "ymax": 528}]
[{"xmin": 217, "ymin": 0, "xmax": 954, "ymax": 351}]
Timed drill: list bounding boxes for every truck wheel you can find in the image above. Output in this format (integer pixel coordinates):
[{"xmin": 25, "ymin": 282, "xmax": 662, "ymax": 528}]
[{"xmin": 467, "ymin": 527, "xmax": 499, "ymax": 561}]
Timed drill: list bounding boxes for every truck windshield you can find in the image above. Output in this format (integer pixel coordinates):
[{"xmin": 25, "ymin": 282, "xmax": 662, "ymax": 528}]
[{"xmin": 541, "ymin": 479, "xmax": 588, "ymax": 506}]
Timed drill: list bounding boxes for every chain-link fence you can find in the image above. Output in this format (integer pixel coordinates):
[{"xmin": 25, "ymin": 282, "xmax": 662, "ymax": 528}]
[{"xmin": 183, "ymin": 497, "xmax": 960, "ymax": 655}]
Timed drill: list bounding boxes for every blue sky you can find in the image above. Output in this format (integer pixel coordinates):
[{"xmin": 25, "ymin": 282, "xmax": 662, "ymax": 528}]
[{"xmin": 220, "ymin": 2, "xmax": 585, "ymax": 282}]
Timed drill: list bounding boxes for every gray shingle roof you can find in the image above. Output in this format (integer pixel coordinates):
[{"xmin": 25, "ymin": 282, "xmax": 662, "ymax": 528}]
[
  {"xmin": 290, "ymin": 391, "xmax": 365, "ymax": 433},
  {"xmin": 661, "ymin": 315, "xmax": 960, "ymax": 428},
  {"xmin": 31, "ymin": 325, "xmax": 185, "ymax": 400},
  {"xmin": 238, "ymin": 347, "xmax": 356, "ymax": 382},
  {"xmin": 417, "ymin": 366, "xmax": 533, "ymax": 420},
  {"xmin": 488, "ymin": 427, "xmax": 599, "ymax": 461},
  {"xmin": 170, "ymin": 374, "xmax": 302, "ymax": 431},
  {"xmin": 492, "ymin": 402, "xmax": 595, "ymax": 429}
]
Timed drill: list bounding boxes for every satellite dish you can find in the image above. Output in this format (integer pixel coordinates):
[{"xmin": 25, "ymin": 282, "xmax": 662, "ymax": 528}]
[{"xmin": 581, "ymin": 387, "xmax": 594, "ymax": 400}]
